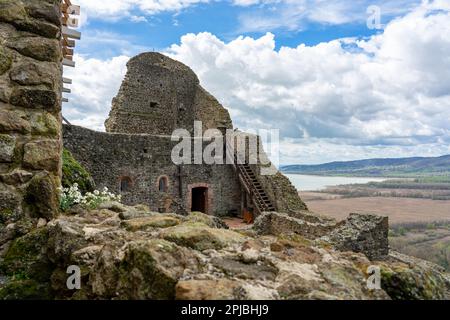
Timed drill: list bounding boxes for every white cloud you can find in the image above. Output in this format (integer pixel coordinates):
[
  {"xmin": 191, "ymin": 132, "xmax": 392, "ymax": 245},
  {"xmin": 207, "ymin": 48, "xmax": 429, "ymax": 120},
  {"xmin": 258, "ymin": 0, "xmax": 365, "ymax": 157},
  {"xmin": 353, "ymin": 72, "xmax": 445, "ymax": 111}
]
[
  {"xmin": 76, "ymin": 0, "xmax": 211, "ymax": 21},
  {"xmin": 166, "ymin": 1, "xmax": 450, "ymax": 163},
  {"xmin": 63, "ymin": 55, "xmax": 129, "ymax": 131},
  {"xmin": 66, "ymin": 1, "xmax": 450, "ymax": 164},
  {"xmin": 234, "ymin": 0, "xmax": 422, "ymax": 32},
  {"xmin": 130, "ymin": 15, "xmax": 148, "ymax": 23}
]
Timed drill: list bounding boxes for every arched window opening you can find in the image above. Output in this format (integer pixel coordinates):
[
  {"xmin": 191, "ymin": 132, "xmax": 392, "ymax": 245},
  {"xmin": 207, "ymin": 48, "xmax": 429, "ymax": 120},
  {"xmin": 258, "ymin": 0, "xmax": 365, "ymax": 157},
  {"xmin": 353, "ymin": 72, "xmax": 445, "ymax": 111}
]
[
  {"xmin": 120, "ymin": 176, "xmax": 132, "ymax": 193},
  {"xmin": 158, "ymin": 176, "xmax": 168, "ymax": 192}
]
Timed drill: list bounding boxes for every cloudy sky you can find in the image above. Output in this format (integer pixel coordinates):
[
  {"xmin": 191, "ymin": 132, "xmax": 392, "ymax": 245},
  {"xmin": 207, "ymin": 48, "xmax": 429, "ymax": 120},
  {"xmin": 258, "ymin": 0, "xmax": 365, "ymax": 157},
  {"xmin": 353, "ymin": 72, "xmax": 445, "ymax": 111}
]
[{"xmin": 64, "ymin": 0, "xmax": 450, "ymax": 165}]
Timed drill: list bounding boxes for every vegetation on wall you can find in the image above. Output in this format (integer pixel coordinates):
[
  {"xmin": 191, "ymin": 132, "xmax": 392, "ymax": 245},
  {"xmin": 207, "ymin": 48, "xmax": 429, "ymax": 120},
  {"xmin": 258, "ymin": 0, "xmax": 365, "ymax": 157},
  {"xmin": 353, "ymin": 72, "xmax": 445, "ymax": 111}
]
[{"xmin": 62, "ymin": 148, "xmax": 95, "ymax": 194}]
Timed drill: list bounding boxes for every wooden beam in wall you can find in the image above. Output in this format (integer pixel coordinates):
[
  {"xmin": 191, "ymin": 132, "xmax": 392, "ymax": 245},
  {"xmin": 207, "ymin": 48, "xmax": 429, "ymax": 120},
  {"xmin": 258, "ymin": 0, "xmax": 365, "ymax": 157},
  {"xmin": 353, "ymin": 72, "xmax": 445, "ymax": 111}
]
[
  {"xmin": 62, "ymin": 87, "xmax": 71, "ymax": 93},
  {"xmin": 63, "ymin": 77, "xmax": 72, "ymax": 84},
  {"xmin": 63, "ymin": 47, "xmax": 74, "ymax": 57},
  {"xmin": 62, "ymin": 26, "xmax": 81, "ymax": 40},
  {"xmin": 61, "ymin": 4, "xmax": 80, "ymax": 16},
  {"xmin": 62, "ymin": 58, "xmax": 75, "ymax": 67},
  {"xmin": 62, "ymin": 16, "xmax": 79, "ymax": 28},
  {"xmin": 62, "ymin": 36, "xmax": 76, "ymax": 48}
]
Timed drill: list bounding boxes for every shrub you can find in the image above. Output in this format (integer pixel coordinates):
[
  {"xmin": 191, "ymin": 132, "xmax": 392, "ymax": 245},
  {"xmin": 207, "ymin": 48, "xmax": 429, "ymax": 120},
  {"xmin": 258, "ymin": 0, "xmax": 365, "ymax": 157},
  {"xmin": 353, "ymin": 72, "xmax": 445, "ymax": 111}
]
[{"xmin": 59, "ymin": 184, "xmax": 121, "ymax": 212}]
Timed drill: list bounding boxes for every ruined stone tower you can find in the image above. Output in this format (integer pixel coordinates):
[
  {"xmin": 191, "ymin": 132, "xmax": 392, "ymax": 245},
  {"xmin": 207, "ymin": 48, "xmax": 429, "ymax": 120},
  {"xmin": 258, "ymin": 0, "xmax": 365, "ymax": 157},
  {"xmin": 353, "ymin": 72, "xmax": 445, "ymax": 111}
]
[
  {"xmin": 105, "ymin": 52, "xmax": 233, "ymax": 135},
  {"xmin": 65, "ymin": 52, "xmax": 307, "ymax": 217}
]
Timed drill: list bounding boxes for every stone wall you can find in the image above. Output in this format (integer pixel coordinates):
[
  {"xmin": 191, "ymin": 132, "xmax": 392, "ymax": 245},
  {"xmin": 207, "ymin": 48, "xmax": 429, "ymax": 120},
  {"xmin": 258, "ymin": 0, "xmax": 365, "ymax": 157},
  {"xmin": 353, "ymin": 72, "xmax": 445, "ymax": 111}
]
[
  {"xmin": 0, "ymin": 0, "xmax": 62, "ymax": 249},
  {"xmin": 63, "ymin": 125, "xmax": 241, "ymax": 216},
  {"xmin": 323, "ymin": 213, "xmax": 389, "ymax": 261},
  {"xmin": 105, "ymin": 52, "xmax": 233, "ymax": 136}
]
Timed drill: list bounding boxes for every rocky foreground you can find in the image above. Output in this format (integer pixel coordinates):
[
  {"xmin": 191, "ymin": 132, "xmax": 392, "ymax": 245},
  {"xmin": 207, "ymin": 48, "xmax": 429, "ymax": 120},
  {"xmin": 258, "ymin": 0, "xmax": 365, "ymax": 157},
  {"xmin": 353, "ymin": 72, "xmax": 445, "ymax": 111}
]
[{"xmin": 0, "ymin": 203, "xmax": 449, "ymax": 300}]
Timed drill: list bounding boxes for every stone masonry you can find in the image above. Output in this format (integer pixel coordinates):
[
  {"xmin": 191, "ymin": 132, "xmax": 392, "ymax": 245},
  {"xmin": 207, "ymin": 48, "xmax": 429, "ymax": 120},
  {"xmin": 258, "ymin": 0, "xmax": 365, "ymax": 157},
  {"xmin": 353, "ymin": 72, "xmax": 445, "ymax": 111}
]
[
  {"xmin": 63, "ymin": 124, "xmax": 242, "ymax": 216},
  {"xmin": 105, "ymin": 52, "xmax": 233, "ymax": 135},
  {"xmin": 65, "ymin": 52, "xmax": 307, "ymax": 218},
  {"xmin": 0, "ymin": 0, "xmax": 62, "ymax": 243}
]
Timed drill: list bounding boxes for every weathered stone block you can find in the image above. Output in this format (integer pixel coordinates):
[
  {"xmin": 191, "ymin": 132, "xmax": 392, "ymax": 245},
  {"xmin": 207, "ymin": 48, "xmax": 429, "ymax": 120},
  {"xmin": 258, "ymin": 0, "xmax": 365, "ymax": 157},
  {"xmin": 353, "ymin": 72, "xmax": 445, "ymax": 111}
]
[
  {"xmin": 6, "ymin": 37, "xmax": 60, "ymax": 62},
  {"xmin": 30, "ymin": 112, "xmax": 59, "ymax": 135},
  {"xmin": 0, "ymin": 1, "xmax": 27, "ymax": 24},
  {"xmin": 25, "ymin": 171, "xmax": 59, "ymax": 220},
  {"xmin": 322, "ymin": 213, "xmax": 389, "ymax": 261},
  {"xmin": 0, "ymin": 46, "xmax": 13, "ymax": 75},
  {"xmin": 23, "ymin": 139, "xmax": 60, "ymax": 171},
  {"xmin": 10, "ymin": 62, "xmax": 59, "ymax": 89},
  {"xmin": 253, "ymin": 211, "xmax": 336, "ymax": 240},
  {"xmin": 0, "ymin": 169, "xmax": 33, "ymax": 185},
  {"xmin": 159, "ymin": 223, "xmax": 247, "ymax": 251},
  {"xmin": 0, "ymin": 134, "xmax": 16, "ymax": 162},
  {"xmin": 0, "ymin": 108, "xmax": 31, "ymax": 133},
  {"xmin": 0, "ymin": 188, "xmax": 22, "ymax": 224},
  {"xmin": 10, "ymin": 87, "xmax": 58, "ymax": 110},
  {"xmin": 25, "ymin": 0, "xmax": 61, "ymax": 26},
  {"xmin": 121, "ymin": 216, "xmax": 181, "ymax": 231}
]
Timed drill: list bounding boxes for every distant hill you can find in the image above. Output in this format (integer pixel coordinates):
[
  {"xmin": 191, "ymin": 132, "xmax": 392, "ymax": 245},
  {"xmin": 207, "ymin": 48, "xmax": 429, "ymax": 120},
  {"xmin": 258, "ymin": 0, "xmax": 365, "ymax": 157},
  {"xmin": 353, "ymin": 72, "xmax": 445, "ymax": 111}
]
[{"xmin": 281, "ymin": 155, "xmax": 450, "ymax": 177}]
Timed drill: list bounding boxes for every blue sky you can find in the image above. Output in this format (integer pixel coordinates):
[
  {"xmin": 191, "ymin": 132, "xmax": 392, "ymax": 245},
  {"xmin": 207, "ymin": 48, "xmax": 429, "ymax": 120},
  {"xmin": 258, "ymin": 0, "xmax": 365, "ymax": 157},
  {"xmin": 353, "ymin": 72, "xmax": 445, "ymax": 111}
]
[
  {"xmin": 75, "ymin": 0, "xmax": 417, "ymax": 58},
  {"xmin": 65, "ymin": 0, "xmax": 450, "ymax": 164}
]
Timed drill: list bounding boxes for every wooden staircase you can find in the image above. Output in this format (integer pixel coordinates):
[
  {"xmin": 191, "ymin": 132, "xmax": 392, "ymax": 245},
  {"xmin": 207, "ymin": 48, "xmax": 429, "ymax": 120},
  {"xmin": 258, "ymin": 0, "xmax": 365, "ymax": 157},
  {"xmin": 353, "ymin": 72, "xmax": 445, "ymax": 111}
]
[{"xmin": 226, "ymin": 138, "xmax": 275, "ymax": 216}]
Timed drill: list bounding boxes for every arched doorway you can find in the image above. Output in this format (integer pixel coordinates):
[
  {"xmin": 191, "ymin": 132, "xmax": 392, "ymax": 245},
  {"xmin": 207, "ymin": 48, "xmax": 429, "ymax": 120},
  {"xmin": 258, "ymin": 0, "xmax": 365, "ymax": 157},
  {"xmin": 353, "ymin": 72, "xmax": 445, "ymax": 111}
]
[
  {"xmin": 191, "ymin": 187, "xmax": 208, "ymax": 213},
  {"xmin": 120, "ymin": 176, "xmax": 132, "ymax": 193},
  {"xmin": 158, "ymin": 176, "xmax": 168, "ymax": 192}
]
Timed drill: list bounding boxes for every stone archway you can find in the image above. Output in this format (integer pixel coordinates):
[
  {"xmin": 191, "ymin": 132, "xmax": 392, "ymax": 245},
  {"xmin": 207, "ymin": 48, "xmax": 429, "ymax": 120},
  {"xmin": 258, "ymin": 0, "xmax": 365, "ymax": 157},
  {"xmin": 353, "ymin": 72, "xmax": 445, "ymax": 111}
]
[{"xmin": 187, "ymin": 183, "xmax": 213, "ymax": 215}]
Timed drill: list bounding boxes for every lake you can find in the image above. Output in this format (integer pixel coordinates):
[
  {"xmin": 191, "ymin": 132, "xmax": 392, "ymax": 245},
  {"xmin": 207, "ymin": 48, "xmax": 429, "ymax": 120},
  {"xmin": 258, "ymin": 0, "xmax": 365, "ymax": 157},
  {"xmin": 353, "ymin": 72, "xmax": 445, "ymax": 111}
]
[{"xmin": 285, "ymin": 174, "xmax": 389, "ymax": 191}]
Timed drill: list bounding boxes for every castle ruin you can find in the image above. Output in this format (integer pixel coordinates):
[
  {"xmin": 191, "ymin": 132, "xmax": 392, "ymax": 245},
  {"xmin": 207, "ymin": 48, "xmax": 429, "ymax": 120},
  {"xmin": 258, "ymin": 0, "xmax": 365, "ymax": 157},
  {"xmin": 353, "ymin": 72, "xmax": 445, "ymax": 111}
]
[{"xmin": 64, "ymin": 52, "xmax": 307, "ymax": 218}]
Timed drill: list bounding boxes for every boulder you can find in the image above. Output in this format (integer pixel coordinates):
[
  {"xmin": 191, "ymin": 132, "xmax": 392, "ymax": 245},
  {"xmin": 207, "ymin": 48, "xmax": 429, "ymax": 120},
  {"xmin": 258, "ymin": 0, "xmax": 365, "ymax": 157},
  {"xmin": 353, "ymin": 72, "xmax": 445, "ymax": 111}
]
[
  {"xmin": 186, "ymin": 211, "xmax": 229, "ymax": 229},
  {"xmin": 114, "ymin": 239, "xmax": 202, "ymax": 299},
  {"xmin": 175, "ymin": 279, "xmax": 242, "ymax": 300},
  {"xmin": 0, "ymin": 205, "xmax": 448, "ymax": 301},
  {"xmin": 159, "ymin": 223, "xmax": 247, "ymax": 251},
  {"xmin": 379, "ymin": 251, "xmax": 450, "ymax": 300},
  {"xmin": 0, "ymin": 227, "xmax": 53, "ymax": 282},
  {"xmin": 121, "ymin": 216, "xmax": 181, "ymax": 231}
]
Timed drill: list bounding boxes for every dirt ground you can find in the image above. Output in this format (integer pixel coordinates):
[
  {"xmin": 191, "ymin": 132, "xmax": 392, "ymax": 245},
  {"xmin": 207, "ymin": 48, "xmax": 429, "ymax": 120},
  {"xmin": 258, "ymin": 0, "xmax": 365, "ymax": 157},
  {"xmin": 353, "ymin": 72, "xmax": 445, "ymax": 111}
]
[{"xmin": 301, "ymin": 193, "xmax": 450, "ymax": 225}]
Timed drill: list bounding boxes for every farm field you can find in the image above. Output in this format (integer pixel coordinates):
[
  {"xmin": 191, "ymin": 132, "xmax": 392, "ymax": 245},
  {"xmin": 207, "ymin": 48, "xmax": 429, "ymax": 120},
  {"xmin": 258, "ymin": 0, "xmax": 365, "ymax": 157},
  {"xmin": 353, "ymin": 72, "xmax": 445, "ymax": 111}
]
[{"xmin": 301, "ymin": 193, "xmax": 450, "ymax": 225}]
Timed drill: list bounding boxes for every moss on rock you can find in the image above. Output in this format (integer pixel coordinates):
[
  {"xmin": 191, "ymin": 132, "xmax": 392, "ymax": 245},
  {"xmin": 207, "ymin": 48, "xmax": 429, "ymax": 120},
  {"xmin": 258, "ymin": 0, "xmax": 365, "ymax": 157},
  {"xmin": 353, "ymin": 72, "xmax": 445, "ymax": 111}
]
[
  {"xmin": 380, "ymin": 263, "xmax": 448, "ymax": 300},
  {"xmin": 0, "ymin": 279, "xmax": 52, "ymax": 300},
  {"xmin": 159, "ymin": 223, "xmax": 247, "ymax": 251},
  {"xmin": 122, "ymin": 216, "xmax": 180, "ymax": 231},
  {"xmin": 0, "ymin": 227, "xmax": 53, "ymax": 282},
  {"xmin": 0, "ymin": 46, "xmax": 12, "ymax": 75},
  {"xmin": 62, "ymin": 148, "xmax": 95, "ymax": 194},
  {"xmin": 25, "ymin": 171, "xmax": 59, "ymax": 220}
]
